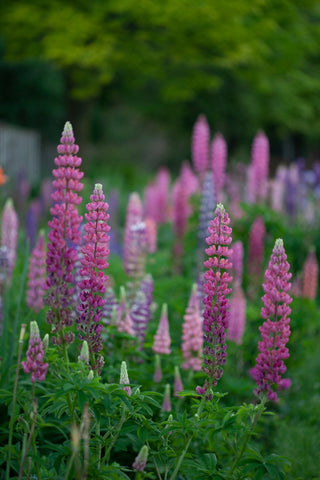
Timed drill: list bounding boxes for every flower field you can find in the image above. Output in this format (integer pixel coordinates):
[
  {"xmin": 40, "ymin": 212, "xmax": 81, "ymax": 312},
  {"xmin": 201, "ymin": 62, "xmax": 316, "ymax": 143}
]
[{"xmin": 1, "ymin": 118, "xmax": 320, "ymax": 479}]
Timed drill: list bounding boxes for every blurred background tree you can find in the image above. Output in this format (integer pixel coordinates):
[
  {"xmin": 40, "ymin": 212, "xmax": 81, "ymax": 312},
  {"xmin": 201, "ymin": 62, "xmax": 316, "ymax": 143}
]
[{"xmin": 1, "ymin": 0, "xmax": 320, "ymax": 170}]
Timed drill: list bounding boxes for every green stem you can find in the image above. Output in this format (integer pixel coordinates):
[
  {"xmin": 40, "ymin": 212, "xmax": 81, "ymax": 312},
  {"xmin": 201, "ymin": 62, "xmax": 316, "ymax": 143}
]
[
  {"xmin": 169, "ymin": 436, "xmax": 192, "ymax": 480},
  {"xmin": 31, "ymin": 383, "xmax": 41, "ymax": 480},
  {"xmin": 6, "ymin": 324, "xmax": 26, "ymax": 480},
  {"xmin": 226, "ymin": 399, "xmax": 266, "ymax": 479},
  {"xmin": 18, "ymin": 397, "xmax": 38, "ymax": 480},
  {"xmin": 102, "ymin": 407, "xmax": 127, "ymax": 464},
  {"xmin": 64, "ymin": 449, "xmax": 78, "ymax": 480},
  {"xmin": 96, "ymin": 421, "xmax": 101, "ymax": 470}
]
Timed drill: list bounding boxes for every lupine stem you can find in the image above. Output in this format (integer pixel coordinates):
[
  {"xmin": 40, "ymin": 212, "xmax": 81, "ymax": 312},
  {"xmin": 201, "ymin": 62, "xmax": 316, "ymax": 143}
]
[
  {"xmin": 103, "ymin": 406, "xmax": 127, "ymax": 464},
  {"xmin": 169, "ymin": 436, "xmax": 192, "ymax": 480},
  {"xmin": 18, "ymin": 397, "xmax": 38, "ymax": 480},
  {"xmin": 6, "ymin": 323, "xmax": 26, "ymax": 480}
]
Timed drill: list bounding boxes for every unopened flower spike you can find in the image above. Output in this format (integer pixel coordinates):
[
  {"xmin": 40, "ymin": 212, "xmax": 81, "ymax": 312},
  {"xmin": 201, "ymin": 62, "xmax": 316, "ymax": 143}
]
[
  {"xmin": 174, "ymin": 366, "xmax": 183, "ymax": 397},
  {"xmin": 78, "ymin": 341, "xmax": 90, "ymax": 364},
  {"xmin": 162, "ymin": 384, "xmax": 172, "ymax": 412},
  {"xmin": 120, "ymin": 361, "xmax": 131, "ymax": 396},
  {"xmin": 42, "ymin": 333, "xmax": 49, "ymax": 352},
  {"xmin": 22, "ymin": 321, "xmax": 48, "ymax": 383},
  {"xmin": 132, "ymin": 445, "xmax": 149, "ymax": 472},
  {"xmin": 152, "ymin": 303, "xmax": 171, "ymax": 354}
]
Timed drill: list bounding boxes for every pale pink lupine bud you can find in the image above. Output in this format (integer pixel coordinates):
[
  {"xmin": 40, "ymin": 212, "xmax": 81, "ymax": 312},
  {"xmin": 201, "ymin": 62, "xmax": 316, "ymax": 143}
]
[
  {"xmin": 181, "ymin": 284, "xmax": 203, "ymax": 371},
  {"xmin": 302, "ymin": 250, "xmax": 318, "ymax": 300},
  {"xmin": 250, "ymin": 131, "xmax": 269, "ymax": 203},
  {"xmin": 174, "ymin": 366, "xmax": 183, "ymax": 396},
  {"xmin": 123, "ymin": 193, "xmax": 143, "ymax": 275},
  {"xmin": 132, "ymin": 445, "xmax": 148, "ymax": 472},
  {"xmin": 191, "ymin": 115, "xmax": 210, "ymax": 175},
  {"xmin": 153, "ymin": 354, "xmax": 162, "ymax": 383},
  {"xmin": 162, "ymin": 384, "xmax": 172, "ymax": 412},
  {"xmin": 120, "ymin": 361, "xmax": 131, "ymax": 396},
  {"xmin": 231, "ymin": 241, "xmax": 244, "ymax": 287},
  {"xmin": 152, "ymin": 304, "xmax": 171, "ymax": 354},
  {"xmin": 248, "ymin": 216, "xmax": 266, "ymax": 281},
  {"xmin": 211, "ymin": 133, "xmax": 227, "ymax": 202},
  {"xmin": 228, "ymin": 286, "xmax": 246, "ymax": 344},
  {"xmin": 22, "ymin": 321, "xmax": 48, "ymax": 382},
  {"xmin": 1, "ymin": 198, "xmax": 18, "ymax": 280},
  {"xmin": 26, "ymin": 230, "xmax": 46, "ymax": 312}
]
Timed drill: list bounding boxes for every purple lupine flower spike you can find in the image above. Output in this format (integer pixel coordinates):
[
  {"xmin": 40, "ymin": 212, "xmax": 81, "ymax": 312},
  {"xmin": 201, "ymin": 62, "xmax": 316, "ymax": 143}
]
[
  {"xmin": 191, "ymin": 114, "xmax": 210, "ymax": 177},
  {"xmin": 152, "ymin": 304, "xmax": 171, "ymax": 354},
  {"xmin": 181, "ymin": 284, "xmax": 203, "ymax": 372},
  {"xmin": 77, "ymin": 183, "xmax": 110, "ymax": 372},
  {"xmin": 22, "ymin": 321, "xmax": 48, "ymax": 382},
  {"xmin": 1, "ymin": 198, "xmax": 18, "ymax": 282},
  {"xmin": 26, "ymin": 230, "xmax": 46, "ymax": 312},
  {"xmin": 102, "ymin": 286, "xmax": 118, "ymax": 326},
  {"xmin": 120, "ymin": 361, "xmax": 132, "ymax": 396},
  {"xmin": 133, "ymin": 445, "xmax": 149, "ymax": 472},
  {"xmin": 196, "ymin": 203, "xmax": 232, "ymax": 398},
  {"xmin": 123, "ymin": 193, "xmax": 143, "ymax": 275},
  {"xmin": 198, "ymin": 170, "xmax": 216, "ymax": 254},
  {"xmin": 44, "ymin": 121, "xmax": 84, "ymax": 345},
  {"xmin": 250, "ymin": 239, "xmax": 292, "ymax": 402},
  {"xmin": 131, "ymin": 274, "xmax": 154, "ymax": 349},
  {"xmin": 302, "ymin": 249, "xmax": 318, "ymax": 300},
  {"xmin": 211, "ymin": 133, "xmax": 227, "ymax": 202},
  {"xmin": 249, "ymin": 131, "xmax": 270, "ymax": 203}
]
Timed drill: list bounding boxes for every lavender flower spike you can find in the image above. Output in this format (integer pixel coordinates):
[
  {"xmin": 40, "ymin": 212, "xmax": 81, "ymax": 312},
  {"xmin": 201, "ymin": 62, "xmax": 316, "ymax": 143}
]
[
  {"xmin": 152, "ymin": 304, "xmax": 171, "ymax": 354},
  {"xmin": 26, "ymin": 230, "xmax": 46, "ymax": 312},
  {"xmin": 132, "ymin": 445, "xmax": 149, "ymax": 472},
  {"xmin": 250, "ymin": 239, "xmax": 292, "ymax": 402},
  {"xmin": 1, "ymin": 198, "xmax": 18, "ymax": 282},
  {"xmin": 196, "ymin": 203, "xmax": 232, "ymax": 397},
  {"xmin": 22, "ymin": 321, "xmax": 48, "ymax": 382},
  {"xmin": 120, "ymin": 361, "xmax": 131, "ymax": 396}
]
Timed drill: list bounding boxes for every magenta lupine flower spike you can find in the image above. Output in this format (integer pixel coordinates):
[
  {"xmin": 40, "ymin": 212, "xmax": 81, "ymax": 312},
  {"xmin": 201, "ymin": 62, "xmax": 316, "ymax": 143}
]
[
  {"xmin": 123, "ymin": 193, "xmax": 143, "ymax": 275},
  {"xmin": 45, "ymin": 121, "xmax": 84, "ymax": 345},
  {"xmin": 26, "ymin": 230, "xmax": 46, "ymax": 312},
  {"xmin": 162, "ymin": 384, "xmax": 172, "ymax": 412},
  {"xmin": 228, "ymin": 286, "xmax": 246, "ymax": 345},
  {"xmin": 125, "ymin": 221, "xmax": 148, "ymax": 281},
  {"xmin": 196, "ymin": 203, "xmax": 232, "ymax": 397},
  {"xmin": 22, "ymin": 321, "xmax": 48, "ymax": 382},
  {"xmin": 1, "ymin": 198, "xmax": 18, "ymax": 282},
  {"xmin": 120, "ymin": 361, "xmax": 131, "ymax": 396},
  {"xmin": 152, "ymin": 304, "xmax": 171, "ymax": 354},
  {"xmin": 250, "ymin": 239, "xmax": 292, "ymax": 402},
  {"xmin": 250, "ymin": 131, "xmax": 270, "ymax": 203},
  {"xmin": 174, "ymin": 366, "xmax": 184, "ymax": 397},
  {"xmin": 302, "ymin": 249, "xmax": 318, "ymax": 300},
  {"xmin": 77, "ymin": 183, "xmax": 110, "ymax": 372},
  {"xmin": 191, "ymin": 114, "xmax": 210, "ymax": 176},
  {"xmin": 211, "ymin": 133, "xmax": 227, "ymax": 202},
  {"xmin": 181, "ymin": 284, "xmax": 203, "ymax": 371},
  {"xmin": 133, "ymin": 445, "xmax": 149, "ymax": 472}
]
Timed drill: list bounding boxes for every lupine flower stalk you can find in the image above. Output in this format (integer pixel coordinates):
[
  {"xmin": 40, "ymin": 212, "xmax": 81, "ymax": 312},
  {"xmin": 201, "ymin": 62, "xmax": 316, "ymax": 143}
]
[
  {"xmin": 144, "ymin": 167, "xmax": 171, "ymax": 224},
  {"xmin": 249, "ymin": 131, "xmax": 269, "ymax": 203},
  {"xmin": 174, "ymin": 366, "xmax": 184, "ymax": 396},
  {"xmin": 196, "ymin": 204, "xmax": 232, "ymax": 397},
  {"xmin": 22, "ymin": 321, "xmax": 48, "ymax": 382},
  {"xmin": 198, "ymin": 171, "xmax": 216, "ymax": 265},
  {"xmin": 211, "ymin": 133, "xmax": 227, "ymax": 202},
  {"xmin": 45, "ymin": 122, "xmax": 84, "ymax": 345},
  {"xmin": 131, "ymin": 291, "xmax": 151, "ymax": 349},
  {"xmin": 1, "ymin": 198, "xmax": 18, "ymax": 282},
  {"xmin": 248, "ymin": 216, "xmax": 266, "ymax": 284},
  {"xmin": 26, "ymin": 230, "xmax": 46, "ymax": 312},
  {"xmin": 132, "ymin": 445, "xmax": 149, "ymax": 472},
  {"xmin": 77, "ymin": 183, "xmax": 110, "ymax": 372},
  {"xmin": 302, "ymin": 249, "xmax": 318, "ymax": 300},
  {"xmin": 191, "ymin": 114, "xmax": 210, "ymax": 178},
  {"xmin": 120, "ymin": 361, "xmax": 131, "ymax": 396},
  {"xmin": 116, "ymin": 286, "xmax": 135, "ymax": 335},
  {"xmin": 124, "ymin": 221, "xmax": 148, "ymax": 280},
  {"xmin": 152, "ymin": 304, "xmax": 171, "ymax": 354},
  {"xmin": 250, "ymin": 239, "xmax": 292, "ymax": 402},
  {"xmin": 102, "ymin": 286, "xmax": 118, "ymax": 326},
  {"xmin": 123, "ymin": 193, "xmax": 143, "ymax": 275},
  {"xmin": 181, "ymin": 284, "xmax": 203, "ymax": 371},
  {"xmin": 228, "ymin": 286, "xmax": 246, "ymax": 345}
]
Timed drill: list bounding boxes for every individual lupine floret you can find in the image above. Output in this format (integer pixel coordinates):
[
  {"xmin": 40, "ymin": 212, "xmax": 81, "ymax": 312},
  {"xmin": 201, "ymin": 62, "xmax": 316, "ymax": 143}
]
[
  {"xmin": 152, "ymin": 304, "xmax": 171, "ymax": 354},
  {"xmin": 123, "ymin": 193, "xmax": 143, "ymax": 275},
  {"xmin": 22, "ymin": 321, "xmax": 48, "ymax": 382},
  {"xmin": 44, "ymin": 122, "xmax": 84, "ymax": 345},
  {"xmin": 174, "ymin": 366, "xmax": 183, "ymax": 397},
  {"xmin": 77, "ymin": 183, "xmax": 110, "ymax": 372},
  {"xmin": 302, "ymin": 249, "xmax": 318, "ymax": 300},
  {"xmin": 191, "ymin": 114, "xmax": 210, "ymax": 178},
  {"xmin": 211, "ymin": 133, "xmax": 227, "ymax": 202},
  {"xmin": 181, "ymin": 284, "xmax": 203, "ymax": 371},
  {"xmin": 1, "ymin": 198, "xmax": 18, "ymax": 282},
  {"xmin": 26, "ymin": 230, "xmax": 46, "ymax": 312},
  {"xmin": 120, "ymin": 360, "xmax": 131, "ymax": 396},
  {"xmin": 132, "ymin": 445, "xmax": 149, "ymax": 472},
  {"xmin": 228, "ymin": 286, "xmax": 246, "ymax": 345},
  {"xmin": 196, "ymin": 204, "xmax": 232, "ymax": 397},
  {"xmin": 250, "ymin": 239, "xmax": 292, "ymax": 402}
]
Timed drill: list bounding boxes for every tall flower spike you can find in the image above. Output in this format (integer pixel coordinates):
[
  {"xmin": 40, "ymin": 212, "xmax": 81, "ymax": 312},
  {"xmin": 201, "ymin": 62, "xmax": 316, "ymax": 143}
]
[
  {"xmin": 191, "ymin": 114, "xmax": 210, "ymax": 177},
  {"xmin": 152, "ymin": 304, "xmax": 171, "ymax": 354},
  {"xmin": 198, "ymin": 171, "xmax": 216, "ymax": 267},
  {"xmin": 211, "ymin": 133, "xmax": 227, "ymax": 202},
  {"xmin": 250, "ymin": 239, "xmax": 292, "ymax": 402},
  {"xmin": 22, "ymin": 321, "xmax": 48, "ymax": 382},
  {"xmin": 1, "ymin": 198, "xmax": 18, "ymax": 282},
  {"xmin": 116, "ymin": 286, "xmax": 134, "ymax": 336},
  {"xmin": 248, "ymin": 216, "xmax": 266, "ymax": 290},
  {"xmin": 181, "ymin": 284, "xmax": 203, "ymax": 371},
  {"xmin": 249, "ymin": 131, "xmax": 269, "ymax": 203},
  {"xmin": 132, "ymin": 445, "xmax": 149, "ymax": 472},
  {"xmin": 123, "ymin": 193, "xmax": 143, "ymax": 275},
  {"xmin": 26, "ymin": 230, "xmax": 46, "ymax": 312},
  {"xmin": 44, "ymin": 122, "xmax": 84, "ymax": 345},
  {"xmin": 102, "ymin": 286, "xmax": 118, "ymax": 326},
  {"xmin": 77, "ymin": 183, "xmax": 110, "ymax": 372},
  {"xmin": 196, "ymin": 203, "xmax": 232, "ymax": 397},
  {"xmin": 302, "ymin": 249, "xmax": 318, "ymax": 300},
  {"xmin": 174, "ymin": 366, "xmax": 184, "ymax": 397},
  {"xmin": 120, "ymin": 361, "xmax": 131, "ymax": 396},
  {"xmin": 131, "ymin": 274, "xmax": 153, "ymax": 349}
]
